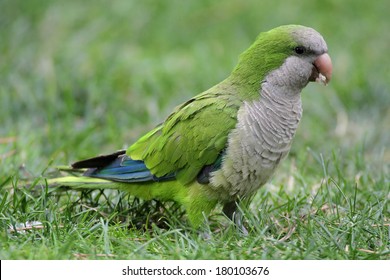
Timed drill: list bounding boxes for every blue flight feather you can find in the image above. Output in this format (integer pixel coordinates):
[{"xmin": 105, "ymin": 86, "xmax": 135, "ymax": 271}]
[{"xmin": 86, "ymin": 155, "xmax": 175, "ymax": 183}]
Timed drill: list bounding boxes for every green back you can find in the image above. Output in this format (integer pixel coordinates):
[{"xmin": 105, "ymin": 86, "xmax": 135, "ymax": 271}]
[{"xmin": 127, "ymin": 84, "xmax": 242, "ymax": 184}]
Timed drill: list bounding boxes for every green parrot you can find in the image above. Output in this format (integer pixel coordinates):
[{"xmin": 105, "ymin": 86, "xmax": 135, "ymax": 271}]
[{"xmin": 50, "ymin": 25, "xmax": 332, "ymax": 229}]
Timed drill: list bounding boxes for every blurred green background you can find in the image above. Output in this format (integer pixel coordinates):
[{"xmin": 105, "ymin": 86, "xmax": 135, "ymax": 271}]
[{"xmin": 0, "ymin": 0, "xmax": 388, "ymax": 259}]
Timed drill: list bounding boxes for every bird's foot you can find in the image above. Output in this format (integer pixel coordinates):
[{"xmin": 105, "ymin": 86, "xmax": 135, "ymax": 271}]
[{"xmin": 223, "ymin": 201, "xmax": 249, "ymax": 236}]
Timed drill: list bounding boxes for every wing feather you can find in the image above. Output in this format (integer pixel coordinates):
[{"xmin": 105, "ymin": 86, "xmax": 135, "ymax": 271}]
[{"xmin": 127, "ymin": 90, "xmax": 241, "ymax": 185}]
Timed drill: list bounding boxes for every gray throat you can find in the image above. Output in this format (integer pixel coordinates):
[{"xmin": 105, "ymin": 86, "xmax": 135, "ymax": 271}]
[{"xmin": 210, "ymin": 77, "xmax": 303, "ymax": 200}]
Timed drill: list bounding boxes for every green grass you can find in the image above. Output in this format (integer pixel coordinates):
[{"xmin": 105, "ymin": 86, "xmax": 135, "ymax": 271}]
[{"xmin": 0, "ymin": 0, "xmax": 389, "ymax": 259}]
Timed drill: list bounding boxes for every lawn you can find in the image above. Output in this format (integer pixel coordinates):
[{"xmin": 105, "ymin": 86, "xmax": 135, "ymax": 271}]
[{"xmin": 0, "ymin": 0, "xmax": 388, "ymax": 259}]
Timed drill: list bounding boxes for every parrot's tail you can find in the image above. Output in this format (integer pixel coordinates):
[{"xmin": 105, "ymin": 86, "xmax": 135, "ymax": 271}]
[
  {"xmin": 63, "ymin": 149, "xmax": 175, "ymax": 183},
  {"xmin": 40, "ymin": 149, "xmax": 179, "ymax": 203},
  {"xmin": 47, "ymin": 176, "xmax": 121, "ymax": 190},
  {"xmin": 46, "ymin": 149, "xmax": 176, "ymax": 191}
]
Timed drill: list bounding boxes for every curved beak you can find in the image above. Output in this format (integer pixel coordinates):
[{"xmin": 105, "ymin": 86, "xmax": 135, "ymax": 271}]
[{"xmin": 309, "ymin": 53, "xmax": 332, "ymax": 85}]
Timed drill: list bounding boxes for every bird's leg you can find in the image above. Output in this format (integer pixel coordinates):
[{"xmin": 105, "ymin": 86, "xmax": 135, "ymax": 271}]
[{"xmin": 223, "ymin": 201, "xmax": 248, "ymax": 235}]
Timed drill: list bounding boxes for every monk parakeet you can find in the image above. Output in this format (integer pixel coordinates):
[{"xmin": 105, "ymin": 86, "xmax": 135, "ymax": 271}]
[{"xmin": 50, "ymin": 25, "xmax": 332, "ymax": 228}]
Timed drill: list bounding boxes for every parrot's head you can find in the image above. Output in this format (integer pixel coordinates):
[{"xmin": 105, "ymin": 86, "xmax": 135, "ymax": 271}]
[
  {"xmin": 286, "ymin": 25, "xmax": 332, "ymax": 86},
  {"xmin": 232, "ymin": 25, "xmax": 332, "ymax": 92}
]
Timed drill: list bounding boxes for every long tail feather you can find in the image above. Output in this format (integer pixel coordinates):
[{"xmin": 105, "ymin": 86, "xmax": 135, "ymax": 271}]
[
  {"xmin": 71, "ymin": 150, "xmax": 126, "ymax": 168},
  {"xmin": 47, "ymin": 176, "xmax": 120, "ymax": 190},
  {"xmin": 51, "ymin": 150, "xmax": 175, "ymax": 189}
]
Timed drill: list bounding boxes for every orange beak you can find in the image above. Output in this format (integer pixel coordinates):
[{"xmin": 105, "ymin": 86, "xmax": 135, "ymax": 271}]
[{"xmin": 310, "ymin": 53, "xmax": 332, "ymax": 85}]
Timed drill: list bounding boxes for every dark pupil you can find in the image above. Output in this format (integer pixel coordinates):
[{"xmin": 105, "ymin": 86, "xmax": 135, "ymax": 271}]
[{"xmin": 295, "ymin": 46, "xmax": 305, "ymax": 54}]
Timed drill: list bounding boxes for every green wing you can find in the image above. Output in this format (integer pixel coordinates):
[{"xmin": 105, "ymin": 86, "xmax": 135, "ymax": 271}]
[{"xmin": 127, "ymin": 88, "xmax": 241, "ymax": 185}]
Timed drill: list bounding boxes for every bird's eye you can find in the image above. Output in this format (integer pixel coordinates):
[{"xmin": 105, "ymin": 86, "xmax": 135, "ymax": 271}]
[{"xmin": 294, "ymin": 46, "xmax": 306, "ymax": 55}]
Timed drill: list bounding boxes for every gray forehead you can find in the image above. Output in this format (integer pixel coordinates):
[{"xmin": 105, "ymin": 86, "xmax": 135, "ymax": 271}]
[{"xmin": 290, "ymin": 27, "xmax": 328, "ymax": 54}]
